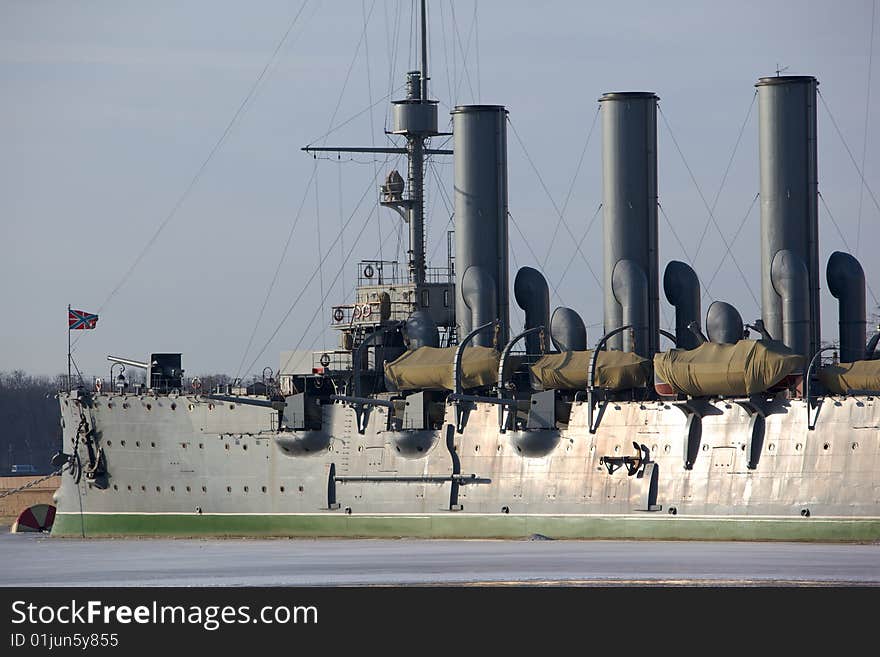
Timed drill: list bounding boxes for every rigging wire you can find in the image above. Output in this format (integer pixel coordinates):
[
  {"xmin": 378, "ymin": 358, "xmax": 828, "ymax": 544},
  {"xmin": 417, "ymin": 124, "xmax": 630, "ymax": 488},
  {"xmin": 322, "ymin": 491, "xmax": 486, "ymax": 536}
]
[
  {"xmin": 362, "ymin": 0, "xmax": 383, "ymax": 260},
  {"xmin": 657, "ymin": 202, "xmax": 696, "ymax": 267},
  {"xmin": 817, "ymin": 89, "xmax": 880, "ymax": 217},
  {"xmin": 507, "ymin": 117, "xmax": 602, "ymax": 290},
  {"xmin": 691, "ymin": 91, "xmax": 757, "ymax": 261},
  {"xmin": 315, "ymin": 165, "xmax": 326, "ymax": 350},
  {"xmin": 819, "ymin": 191, "xmax": 880, "ymax": 307},
  {"xmin": 245, "ymin": 168, "xmax": 384, "ymax": 375},
  {"xmin": 449, "ymin": 0, "xmax": 457, "ymax": 104},
  {"xmin": 698, "ymin": 192, "xmax": 760, "ymax": 303},
  {"xmin": 233, "ymin": 164, "xmax": 318, "ymax": 379},
  {"xmin": 278, "ymin": 202, "xmax": 380, "ymax": 375},
  {"xmin": 449, "ymin": 0, "xmax": 476, "ymax": 102},
  {"xmin": 658, "ymin": 105, "xmax": 760, "ymax": 314},
  {"xmin": 541, "ymin": 104, "xmax": 600, "ymax": 270},
  {"xmin": 474, "ymin": 0, "xmax": 481, "ymax": 103},
  {"xmin": 304, "ymin": 85, "xmax": 403, "ymax": 153},
  {"xmin": 384, "ymin": 0, "xmax": 403, "ymax": 131},
  {"xmin": 426, "ymin": 160, "xmax": 454, "ymax": 264},
  {"xmin": 555, "ymin": 203, "xmax": 603, "ymax": 289},
  {"xmin": 438, "ymin": 0, "xmax": 453, "ymax": 106},
  {"xmin": 75, "ymin": 0, "xmax": 311, "ymax": 348},
  {"xmin": 321, "ymin": 0, "xmax": 378, "ymax": 147},
  {"xmin": 409, "ymin": 0, "xmax": 415, "ymax": 70},
  {"xmin": 856, "ymin": 0, "xmax": 877, "ymax": 257},
  {"xmin": 508, "ymin": 211, "xmax": 565, "ymax": 307},
  {"xmin": 507, "ymin": 240, "xmax": 525, "ymax": 336}
]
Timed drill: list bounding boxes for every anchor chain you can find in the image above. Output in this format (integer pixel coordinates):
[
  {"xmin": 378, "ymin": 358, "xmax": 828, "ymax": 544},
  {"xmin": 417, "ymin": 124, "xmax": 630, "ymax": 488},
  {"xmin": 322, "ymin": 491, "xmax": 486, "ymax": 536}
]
[{"xmin": 0, "ymin": 468, "xmax": 64, "ymax": 500}]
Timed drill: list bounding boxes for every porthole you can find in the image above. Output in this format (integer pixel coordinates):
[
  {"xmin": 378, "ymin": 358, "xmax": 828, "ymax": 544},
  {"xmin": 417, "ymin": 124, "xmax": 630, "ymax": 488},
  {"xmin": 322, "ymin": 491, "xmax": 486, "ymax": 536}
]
[
  {"xmin": 298, "ymin": 485, "xmax": 304, "ymax": 492},
  {"xmin": 135, "ymin": 441, "xmax": 140, "ymax": 448},
  {"xmin": 150, "ymin": 442, "xmax": 156, "ymax": 448},
  {"xmin": 823, "ymin": 443, "xmax": 830, "ymax": 450},
  {"xmin": 702, "ymin": 444, "xmax": 709, "ymax": 451},
  {"xmin": 243, "ymin": 444, "xmax": 248, "ymax": 451},
  {"xmin": 188, "ymin": 404, "xmax": 194, "ymax": 411},
  {"xmin": 243, "ymin": 486, "xmax": 249, "ymax": 493},
  {"xmin": 113, "ymin": 484, "xmax": 118, "ymax": 491},
  {"xmin": 170, "ymin": 403, "xmax": 177, "ymax": 411},
  {"xmin": 126, "ymin": 485, "xmax": 132, "ymax": 491},
  {"xmin": 261, "ymin": 486, "xmax": 267, "ymax": 493},
  {"xmin": 146, "ymin": 404, "xmax": 152, "ymax": 411},
  {"xmin": 226, "ymin": 486, "xmax": 232, "ymax": 493},
  {"xmin": 664, "ymin": 445, "xmax": 671, "ymax": 454},
  {"xmin": 185, "ymin": 486, "xmax": 191, "ymax": 493},
  {"xmin": 123, "ymin": 403, "xmax": 129, "ymax": 409},
  {"xmin": 140, "ymin": 485, "xmax": 146, "ymax": 492},
  {"xmin": 852, "ymin": 442, "xmax": 859, "ymax": 450},
  {"xmin": 199, "ymin": 443, "xmax": 204, "ymax": 449},
  {"xmin": 225, "ymin": 444, "xmax": 230, "ymax": 451},
  {"xmin": 201, "ymin": 486, "xmax": 207, "ymax": 493},
  {"xmin": 795, "ymin": 443, "xmax": 802, "ymax": 451},
  {"xmin": 768, "ymin": 443, "xmax": 776, "ymax": 452},
  {"xmin": 120, "ymin": 440, "xmax": 126, "ymax": 446},
  {"xmin": 156, "ymin": 486, "xmax": 161, "ymax": 492},
  {"xmin": 107, "ymin": 441, "xmax": 112, "ymax": 447},
  {"xmin": 170, "ymin": 486, "xmax": 175, "ymax": 492}
]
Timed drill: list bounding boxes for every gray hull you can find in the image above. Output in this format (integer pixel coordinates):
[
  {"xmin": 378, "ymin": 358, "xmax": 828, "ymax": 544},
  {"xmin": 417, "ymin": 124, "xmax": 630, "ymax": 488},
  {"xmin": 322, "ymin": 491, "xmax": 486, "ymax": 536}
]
[{"xmin": 52, "ymin": 391, "xmax": 880, "ymax": 539}]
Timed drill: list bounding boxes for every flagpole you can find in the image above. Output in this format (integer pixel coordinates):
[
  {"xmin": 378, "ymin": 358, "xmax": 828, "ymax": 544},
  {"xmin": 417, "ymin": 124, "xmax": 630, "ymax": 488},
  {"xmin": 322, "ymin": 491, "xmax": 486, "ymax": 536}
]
[{"xmin": 67, "ymin": 304, "xmax": 71, "ymax": 392}]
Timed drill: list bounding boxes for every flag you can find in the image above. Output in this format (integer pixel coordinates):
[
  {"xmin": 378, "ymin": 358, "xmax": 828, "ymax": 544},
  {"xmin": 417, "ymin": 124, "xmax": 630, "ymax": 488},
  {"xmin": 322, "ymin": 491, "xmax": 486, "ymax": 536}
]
[{"xmin": 69, "ymin": 309, "xmax": 99, "ymax": 330}]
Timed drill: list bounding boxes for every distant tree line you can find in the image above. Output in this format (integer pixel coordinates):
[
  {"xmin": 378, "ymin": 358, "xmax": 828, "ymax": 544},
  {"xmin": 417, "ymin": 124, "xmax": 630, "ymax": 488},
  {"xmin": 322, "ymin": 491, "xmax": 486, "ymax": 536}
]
[
  {"xmin": 0, "ymin": 370, "xmax": 236, "ymax": 475},
  {"xmin": 0, "ymin": 371, "xmax": 61, "ymax": 474}
]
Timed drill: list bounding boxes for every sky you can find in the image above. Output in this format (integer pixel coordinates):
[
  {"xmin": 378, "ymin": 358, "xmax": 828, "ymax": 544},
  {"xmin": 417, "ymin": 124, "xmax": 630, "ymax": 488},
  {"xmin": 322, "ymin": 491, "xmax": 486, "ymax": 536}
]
[{"xmin": 1, "ymin": 0, "xmax": 878, "ymax": 378}]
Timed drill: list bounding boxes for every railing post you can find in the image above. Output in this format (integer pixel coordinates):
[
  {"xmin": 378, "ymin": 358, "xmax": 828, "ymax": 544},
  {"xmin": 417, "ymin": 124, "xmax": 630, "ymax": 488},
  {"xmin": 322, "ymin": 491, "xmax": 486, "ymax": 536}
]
[
  {"xmin": 496, "ymin": 326, "xmax": 544, "ymax": 431},
  {"xmin": 805, "ymin": 345, "xmax": 836, "ymax": 430},
  {"xmin": 588, "ymin": 325, "xmax": 632, "ymax": 434}
]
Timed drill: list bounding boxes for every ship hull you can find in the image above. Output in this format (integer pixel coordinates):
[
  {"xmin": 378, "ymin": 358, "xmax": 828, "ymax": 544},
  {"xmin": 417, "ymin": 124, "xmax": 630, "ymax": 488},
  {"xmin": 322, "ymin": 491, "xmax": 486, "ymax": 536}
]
[{"xmin": 52, "ymin": 391, "xmax": 880, "ymax": 540}]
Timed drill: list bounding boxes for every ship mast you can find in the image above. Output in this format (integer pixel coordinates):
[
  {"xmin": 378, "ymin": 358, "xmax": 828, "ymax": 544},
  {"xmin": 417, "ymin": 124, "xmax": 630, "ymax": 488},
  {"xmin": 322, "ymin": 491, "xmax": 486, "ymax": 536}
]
[{"xmin": 302, "ymin": 0, "xmax": 449, "ymax": 285}]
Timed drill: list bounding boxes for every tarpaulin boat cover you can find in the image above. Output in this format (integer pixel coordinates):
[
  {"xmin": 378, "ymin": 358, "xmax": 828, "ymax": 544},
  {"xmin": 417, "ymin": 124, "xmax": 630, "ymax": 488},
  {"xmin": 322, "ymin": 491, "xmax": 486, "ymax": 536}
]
[
  {"xmin": 818, "ymin": 360, "xmax": 880, "ymax": 394},
  {"xmin": 529, "ymin": 351, "xmax": 651, "ymax": 391},
  {"xmin": 652, "ymin": 340, "xmax": 804, "ymax": 397},
  {"xmin": 384, "ymin": 346, "xmax": 500, "ymax": 391}
]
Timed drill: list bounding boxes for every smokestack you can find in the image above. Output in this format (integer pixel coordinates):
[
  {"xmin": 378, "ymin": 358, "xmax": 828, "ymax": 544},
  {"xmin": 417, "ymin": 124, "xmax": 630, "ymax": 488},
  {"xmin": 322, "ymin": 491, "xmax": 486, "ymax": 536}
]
[
  {"xmin": 600, "ymin": 92, "xmax": 660, "ymax": 356},
  {"xmin": 756, "ymin": 75, "xmax": 820, "ymax": 359},
  {"xmin": 452, "ymin": 105, "xmax": 510, "ymax": 347},
  {"xmin": 663, "ymin": 261, "xmax": 702, "ymax": 350},
  {"xmin": 514, "ymin": 267, "xmax": 550, "ymax": 353},
  {"xmin": 827, "ymin": 251, "xmax": 867, "ymax": 362}
]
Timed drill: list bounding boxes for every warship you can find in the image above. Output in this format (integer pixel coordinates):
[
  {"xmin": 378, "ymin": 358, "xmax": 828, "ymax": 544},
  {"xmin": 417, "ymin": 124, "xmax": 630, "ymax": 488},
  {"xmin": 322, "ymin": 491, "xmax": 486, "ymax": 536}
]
[{"xmin": 52, "ymin": 2, "xmax": 880, "ymax": 539}]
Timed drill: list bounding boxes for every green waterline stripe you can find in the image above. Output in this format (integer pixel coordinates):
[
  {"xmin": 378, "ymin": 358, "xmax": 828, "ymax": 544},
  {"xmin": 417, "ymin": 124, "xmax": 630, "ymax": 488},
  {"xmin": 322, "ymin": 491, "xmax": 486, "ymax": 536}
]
[{"xmin": 50, "ymin": 512, "xmax": 880, "ymax": 541}]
